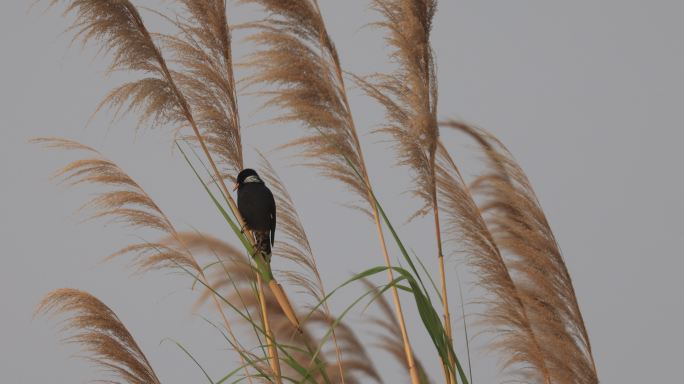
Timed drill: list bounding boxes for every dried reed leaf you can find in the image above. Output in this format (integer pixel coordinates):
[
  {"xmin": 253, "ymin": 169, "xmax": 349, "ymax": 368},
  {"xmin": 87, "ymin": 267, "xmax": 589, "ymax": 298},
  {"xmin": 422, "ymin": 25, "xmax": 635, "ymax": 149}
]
[{"xmin": 36, "ymin": 289, "xmax": 162, "ymax": 384}]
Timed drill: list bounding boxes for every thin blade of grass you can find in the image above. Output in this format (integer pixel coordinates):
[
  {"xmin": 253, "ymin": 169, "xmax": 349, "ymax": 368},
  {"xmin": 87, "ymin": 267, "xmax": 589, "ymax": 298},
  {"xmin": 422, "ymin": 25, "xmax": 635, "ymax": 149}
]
[
  {"xmin": 163, "ymin": 338, "xmax": 215, "ymax": 384},
  {"xmin": 455, "ymin": 272, "xmax": 473, "ymax": 384},
  {"xmin": 412, "ymin": 248, "xmax": 442, "ymax": 301}
]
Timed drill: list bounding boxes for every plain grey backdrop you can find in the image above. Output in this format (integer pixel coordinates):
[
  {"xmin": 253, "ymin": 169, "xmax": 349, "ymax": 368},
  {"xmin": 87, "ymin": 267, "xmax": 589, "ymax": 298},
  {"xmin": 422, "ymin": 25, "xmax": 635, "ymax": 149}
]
[{"xmin": 2, "ymin": 1, "xmax": 682, "ymax": 382}]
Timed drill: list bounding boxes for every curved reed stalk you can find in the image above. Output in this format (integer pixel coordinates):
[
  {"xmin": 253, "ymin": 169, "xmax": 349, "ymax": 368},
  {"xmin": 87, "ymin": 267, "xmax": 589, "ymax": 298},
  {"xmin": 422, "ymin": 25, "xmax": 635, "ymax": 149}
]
[
  {"xmin": 241, "ymin": 1, "xmax": 420, "ymax": 381},
  {"xmin": 442, "ymin": 121, "xmax": 599, "ymax": 384},
  {"xmin": 257, "ymin": 152, "xmax": 348, "ymax": 382},
  {"xmin": 351, "ymin": 0, "xmax": 455, "ymax": 381},
  {"xmin": 36, "ymin": 289, "xmax": 162, "ymax": 384}
]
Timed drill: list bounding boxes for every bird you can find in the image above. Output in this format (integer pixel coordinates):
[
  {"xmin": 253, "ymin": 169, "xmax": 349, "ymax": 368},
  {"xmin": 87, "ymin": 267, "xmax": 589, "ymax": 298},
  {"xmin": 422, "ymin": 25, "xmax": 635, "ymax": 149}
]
[{"xmin": 234, "ymin": 168, "xmax": 276, "ymax": 261}]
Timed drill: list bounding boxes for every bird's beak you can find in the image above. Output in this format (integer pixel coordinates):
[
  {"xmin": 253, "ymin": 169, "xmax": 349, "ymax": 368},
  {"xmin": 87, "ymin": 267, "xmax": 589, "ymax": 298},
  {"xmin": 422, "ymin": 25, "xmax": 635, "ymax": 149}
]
[{"xmin": 232, "ymin": 182, "xmax": 239, "ymax": 191}]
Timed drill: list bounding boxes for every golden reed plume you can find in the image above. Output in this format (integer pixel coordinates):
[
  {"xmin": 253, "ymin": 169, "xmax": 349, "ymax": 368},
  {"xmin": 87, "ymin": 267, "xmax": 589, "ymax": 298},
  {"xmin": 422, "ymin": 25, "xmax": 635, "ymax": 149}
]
[
  {"xmin": 435, "ymin": 138, "xmax": 553, "ymax": 384},
  {"xmin": 31, "ymin": 138, "xmax": 197, "ymax": 272},
  {"xmin": 36, "ymin": 289, "xmax": 162, "ymax": 384},
  {"xmin": 32, "ymin": 137, "xmax": 266, "ymax": 382},
  {"xmin": 163, "ymin": 0, "xmax": 243, "ymax": 176},
  {"xmin": 439, "ymin": 121, "xmax": 598, "ymax": 384},
  {"xmin": 44, "ymin": 0, "xmax": 188, "ymax": 129},
  {"xmin": 242, "ymin": 0, "xmax": 371, "ymax": 207},
  {"xmin": 355, "ymin": 0, "xmax": 438, "ymax": 214}
]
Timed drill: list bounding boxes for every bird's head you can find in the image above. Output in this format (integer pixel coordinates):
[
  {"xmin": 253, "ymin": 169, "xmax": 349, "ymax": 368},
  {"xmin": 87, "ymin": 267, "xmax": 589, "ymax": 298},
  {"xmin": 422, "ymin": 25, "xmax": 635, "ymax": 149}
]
[{"xmin": 233, "ymin": 168, "xmax": 263, "ymax": 191}]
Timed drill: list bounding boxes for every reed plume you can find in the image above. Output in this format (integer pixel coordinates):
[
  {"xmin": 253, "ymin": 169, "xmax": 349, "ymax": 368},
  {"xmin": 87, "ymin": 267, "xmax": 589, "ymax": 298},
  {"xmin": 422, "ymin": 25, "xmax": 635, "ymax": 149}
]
[
  {"xmin": 32, "ymin": 137, "xmax": 265, "ymax": 382},
  {"xmin": 45, "ymin": 0, "xmax": 238, "ymax": 234},
  {"xmin": 36, "ymin": 289, "xmax": 162, "ymax": 384},
  {"xmin": 45, "ymin": 0, "xmax": 235, "ymax": 233},
  {"xmin": 46, "ymin": 0, "xmax": 184, "ymax": 129},
  {"xmin": 45, "ymin": 0, "xmax": 246, "ymax": 228},
  {"xmin": 242, "ymin": 1, "xmax": 420, "ymax": 381},
  {"xmin": 241, "ymin": 0, "xmax": 370, "ymax": 209},
  {"xmin": 434, "ymin": 140, "xmax": 551, "ymax": 383},
  {"xmin": 163, "ymin": 0, "xmax": 243, "ymax": 177},
  {"xmin": 351, "ymin": 0, "xmax": 454, "ymax": 380},
  {"xmin": 356, "ymin": 0, "xmax": 438, "ymax": 217},
  {"xmin": 32, "ymin": 138, "xmax": 196, "ymax": 271},
  {"xmin": 442, "ymin": 121, "xmax": 598, "ymax": 384}
]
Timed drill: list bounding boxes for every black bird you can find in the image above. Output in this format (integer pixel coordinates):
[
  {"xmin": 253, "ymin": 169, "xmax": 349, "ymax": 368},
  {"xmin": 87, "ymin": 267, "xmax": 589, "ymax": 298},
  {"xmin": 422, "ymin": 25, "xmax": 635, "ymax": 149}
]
[{"xmin": 234, "ymin": 169, "xmax": 276, "ymax": 260}]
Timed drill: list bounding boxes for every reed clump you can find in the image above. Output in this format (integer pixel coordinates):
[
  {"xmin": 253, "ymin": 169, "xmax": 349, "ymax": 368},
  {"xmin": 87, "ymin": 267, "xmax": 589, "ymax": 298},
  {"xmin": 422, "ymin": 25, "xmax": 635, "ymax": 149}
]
[{"xmin": 33, "ymin": 1, "xmax": 598, "ymax": 384}]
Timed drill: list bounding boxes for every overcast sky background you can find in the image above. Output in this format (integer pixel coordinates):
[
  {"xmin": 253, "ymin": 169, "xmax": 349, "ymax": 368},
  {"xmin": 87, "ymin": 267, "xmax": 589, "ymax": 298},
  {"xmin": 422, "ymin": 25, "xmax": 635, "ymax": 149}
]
[{"xmin": 2, "ymin": 1, "xmax": 683, "ymax": 383}]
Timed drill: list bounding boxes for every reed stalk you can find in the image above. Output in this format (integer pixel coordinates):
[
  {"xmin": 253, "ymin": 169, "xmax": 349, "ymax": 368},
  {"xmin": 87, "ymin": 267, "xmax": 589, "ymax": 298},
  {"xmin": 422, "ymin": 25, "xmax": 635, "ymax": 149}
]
[
  {"xmin": 351, "ymin": 0, "xmax": 453, "ymax": 379},
  {"xmin": 432, "ymin": 154, "xmax": 456, "ymax": 384},
  {"xmin": 357, "ymin": 142, "xmax": 421, "ymax": 384},
  {"xmin": 242, "ymin": 0, "xmax": 420, "ymax": 380},
  {"xmin": 163, "ymin": 50, "xmax": 285, "ymax": 384},
  {"xmin": 256, "ymin": 273, "xmax": 281, "ymax": 382},
  {"xmin": 333, "ymin": 27, "xmax": 421, "ymax": 384}
]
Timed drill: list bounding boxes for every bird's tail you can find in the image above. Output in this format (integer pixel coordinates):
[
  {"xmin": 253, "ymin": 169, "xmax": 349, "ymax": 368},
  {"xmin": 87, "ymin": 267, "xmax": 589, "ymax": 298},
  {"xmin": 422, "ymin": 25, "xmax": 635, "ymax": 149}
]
[{"xmin": 254, "ymin": 231, "xmax": 271, "ymax": 262}]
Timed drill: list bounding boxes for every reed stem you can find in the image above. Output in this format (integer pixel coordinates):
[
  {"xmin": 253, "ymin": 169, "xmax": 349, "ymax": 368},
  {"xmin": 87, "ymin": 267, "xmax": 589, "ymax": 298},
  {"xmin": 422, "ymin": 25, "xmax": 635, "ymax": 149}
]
[
  {"xmin": 162, "ymin": 64, "xmax": 284, "ymax": 381},
  {"xmin": 434, "ymin": 202, "xmax": 457, "ymax": 384},
  {"xmin": 335, "ymin": 37, "xmax": 420, "ymax": 384},
  {"xmin": 257, "ymin": 272, "xmax": 282, "ymax": 383},
  {"xmin": 186, "ymin": 120, "xmax": 284, "ymax": 381},
  {"xmin": 369, "ymin": 199, "xmax": 421, "ymax": 384}
]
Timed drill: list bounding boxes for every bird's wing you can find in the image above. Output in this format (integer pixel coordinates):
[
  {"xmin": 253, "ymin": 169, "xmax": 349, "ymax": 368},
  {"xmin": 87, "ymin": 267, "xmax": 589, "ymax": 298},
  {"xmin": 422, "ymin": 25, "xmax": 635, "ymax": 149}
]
[{"xmin": 268, "ymin": 188, "xmax": 276, "ymax": 246}]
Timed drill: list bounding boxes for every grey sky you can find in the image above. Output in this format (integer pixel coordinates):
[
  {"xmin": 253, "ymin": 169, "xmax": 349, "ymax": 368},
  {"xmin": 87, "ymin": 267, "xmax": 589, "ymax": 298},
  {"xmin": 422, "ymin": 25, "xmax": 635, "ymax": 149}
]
[{"xmin": 1, "ymin": 1, "xmax": 682, "ymax": 383}]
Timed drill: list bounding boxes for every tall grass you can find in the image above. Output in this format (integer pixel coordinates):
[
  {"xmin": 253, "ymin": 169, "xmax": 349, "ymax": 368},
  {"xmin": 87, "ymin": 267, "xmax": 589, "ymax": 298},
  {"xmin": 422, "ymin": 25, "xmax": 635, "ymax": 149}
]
[{"xmin": 33, "ymin": 1, "xmax": 598, "ymax": 384}]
